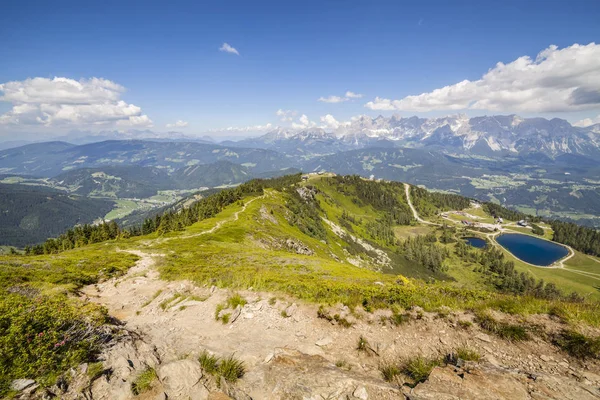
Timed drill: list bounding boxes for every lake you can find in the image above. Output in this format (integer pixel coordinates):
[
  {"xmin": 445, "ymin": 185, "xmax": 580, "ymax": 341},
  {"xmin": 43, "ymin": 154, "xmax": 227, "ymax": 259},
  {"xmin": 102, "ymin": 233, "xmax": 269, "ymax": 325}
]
[
  {"xmin": 496, "ymin": 233, "xmax": 569, "ymax": 266},
  {"xmin": 464, "ymin": 237, "xmax": 487, "ymax": 249}
]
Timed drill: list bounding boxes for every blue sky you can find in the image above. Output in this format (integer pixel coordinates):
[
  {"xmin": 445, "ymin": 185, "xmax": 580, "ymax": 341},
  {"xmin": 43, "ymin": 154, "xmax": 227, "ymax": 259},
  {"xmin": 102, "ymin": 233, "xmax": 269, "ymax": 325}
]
[{"xmin": 1, "ymin": 0, "xmax": 599, "ymax": 138}]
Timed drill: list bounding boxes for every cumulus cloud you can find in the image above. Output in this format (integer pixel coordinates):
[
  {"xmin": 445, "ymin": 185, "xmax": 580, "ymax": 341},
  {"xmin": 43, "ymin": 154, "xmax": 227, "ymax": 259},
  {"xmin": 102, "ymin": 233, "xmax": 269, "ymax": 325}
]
[
  {"xmin": 319, "ymin": 114, "xmax": 350, "ymax": 130},
  {"xmin": 292, "ymin": 114, "xmax": 317, "ymax": 129},
  {"xmin": 0, "ymin": 77, "xmax": 153, "ymax": 128},
  {"xmin": 365, "ymin": 43, "xmax": 600, "ymax": 113},
  {"xmin": 276, "ymin": 109, "xmax": 297, "ymax": 122},
  {"xmin": 574, "ymin": 115, "xmax": 600, "ymax": 127},
  {"xmin": 219, "ymin": 43, "xmax": 240, "ymax": 55},
  {"xmin": 166, "ymin": 120, "xmax": 189, "ymax": 128},
  {"xmin": 318, "ymin": 90, "xmax": 363, "ymax": 103}
]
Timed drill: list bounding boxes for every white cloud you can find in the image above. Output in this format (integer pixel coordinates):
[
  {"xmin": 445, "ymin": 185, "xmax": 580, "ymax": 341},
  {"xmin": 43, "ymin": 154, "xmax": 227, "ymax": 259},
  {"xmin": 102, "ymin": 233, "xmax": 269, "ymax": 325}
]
[
  {"xmin": 319, "ymin": 91, "xmax": 363, "ymax": 103},
  {"xmin": 166, "ymin": 120, "xmax": 189, "ymax": 128},
  {"xmin": 365, "ymin": 42, "xmax": 600, "ymax": 113},
  {"xmin": 319, "ymin": 114, "xmax": 346, "ymax": 130},
  {"xmin": 574, "ymin": 115, "xmax": 600, "ymax": 127},
  {"xmin": 318, "ymin": 95, "xmax": 347, "ymax": 103},
  {"xmin": 345, "ymin": 91, "xmax": 363, "ymax": 99},
  {"xmin": 292, "ymin": 114, "xmax": 317, "ymax": 129},
  {"xmin": 0, "ymin": 77, "xmax": 153, "ymax": 128},
  {"xmin": 276, "ymin": 109, "xmax": 297, "ymax": 122},
  {"xmin": 219, "ymin": 42, "xmax": 240, "ymax": 56}
]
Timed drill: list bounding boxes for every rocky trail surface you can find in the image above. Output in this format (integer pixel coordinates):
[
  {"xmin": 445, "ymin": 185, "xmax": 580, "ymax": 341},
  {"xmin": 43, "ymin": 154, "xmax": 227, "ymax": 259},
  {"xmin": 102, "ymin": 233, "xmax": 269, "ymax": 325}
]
[{"xmin": 16, "ymin": 193, "xmax": 600, "ymax": 400}]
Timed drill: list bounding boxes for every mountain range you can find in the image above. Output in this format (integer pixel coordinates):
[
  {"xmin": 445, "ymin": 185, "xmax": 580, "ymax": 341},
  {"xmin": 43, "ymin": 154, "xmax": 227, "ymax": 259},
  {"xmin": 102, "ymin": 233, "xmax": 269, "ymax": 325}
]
[{"xmin": 232, "ymin": 114, "xmax": 600, "ymax": 158}]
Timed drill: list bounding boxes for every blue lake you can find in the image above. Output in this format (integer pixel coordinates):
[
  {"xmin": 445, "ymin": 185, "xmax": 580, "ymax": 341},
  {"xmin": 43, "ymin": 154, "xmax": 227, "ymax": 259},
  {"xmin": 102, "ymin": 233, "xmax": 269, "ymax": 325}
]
[
  {"xmin": 496, "ymin": 233, "xmax": 569, "ymax": 266},
  {"xmin": 464, "ymin": 237, "xmax": 487, "ymax": 249}
]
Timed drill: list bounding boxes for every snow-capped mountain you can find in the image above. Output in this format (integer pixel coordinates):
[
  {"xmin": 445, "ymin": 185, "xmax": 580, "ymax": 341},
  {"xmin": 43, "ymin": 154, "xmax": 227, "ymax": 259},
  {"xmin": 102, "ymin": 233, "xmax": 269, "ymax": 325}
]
[{"xmin": 246, "ymin": 115, "xmax": 600, "ymax": 158}]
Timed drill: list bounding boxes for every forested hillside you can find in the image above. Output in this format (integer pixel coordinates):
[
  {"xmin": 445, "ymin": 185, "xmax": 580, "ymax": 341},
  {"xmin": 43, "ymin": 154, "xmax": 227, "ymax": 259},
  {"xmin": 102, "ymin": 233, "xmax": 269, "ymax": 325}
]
[{"xmin": 0, "ymin": 184, "xmax": 115, "ymax": 247}]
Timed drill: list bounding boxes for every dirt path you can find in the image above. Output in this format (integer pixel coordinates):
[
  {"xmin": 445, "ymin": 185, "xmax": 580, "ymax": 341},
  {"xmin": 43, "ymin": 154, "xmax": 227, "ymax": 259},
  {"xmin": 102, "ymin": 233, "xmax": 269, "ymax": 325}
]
[{"xmin": 404, "ymin": 183, "xmax": 437, "ymax": 225}]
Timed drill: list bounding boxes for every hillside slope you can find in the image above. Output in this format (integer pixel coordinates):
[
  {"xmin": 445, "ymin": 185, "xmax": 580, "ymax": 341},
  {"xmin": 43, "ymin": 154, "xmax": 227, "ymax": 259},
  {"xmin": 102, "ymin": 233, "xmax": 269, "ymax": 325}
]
[{"xmin": 2, "ymin": 174, "xmax": 600, "ymax": 398}]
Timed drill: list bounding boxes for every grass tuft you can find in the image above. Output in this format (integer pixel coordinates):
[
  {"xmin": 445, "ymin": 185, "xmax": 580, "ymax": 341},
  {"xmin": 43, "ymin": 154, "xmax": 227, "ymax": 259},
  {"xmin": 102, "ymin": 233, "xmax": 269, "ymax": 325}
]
[
  {"xmin": 455, "ymin": 346, "xmax": 481, "ymax": 362},
  {"xmin": 379, "ymin": 361, "xmax": 401, "ymax": 382},
  {"xmin": 131, "ymin": 367, "xmax": 157, "ymax": 395},
  {"xmin": 476, "ymin": 311, "xmax": 529, "ymax": 341},
  {"xmin": 226, "ymin": 294, "xmax": 247, "ymax": 309},
  {"xmin": 402, "ymin": 355, "xmax": 440, "ymax": 383},
  {"xmin": 87, "ymin": 362, "xmax": 104, "ymax": 380},
  {"xmin": 199, "ymin": 350, "xmax": 219, "ymax": 374},
  {"xmin": 554, "ymin": 330, "xmax": 600, "ymax": 359},
  {"xmin": 217, "ymin": 354, "xmax": 246, "ymax": 383}
]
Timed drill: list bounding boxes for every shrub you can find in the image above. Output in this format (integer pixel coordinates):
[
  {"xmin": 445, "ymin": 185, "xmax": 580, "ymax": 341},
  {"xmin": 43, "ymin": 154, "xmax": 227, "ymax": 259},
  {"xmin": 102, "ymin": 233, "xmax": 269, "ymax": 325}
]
[
  {"xmin": 218, "ymin": 355, "xmax": 246, "ymax": 383},
  {"xmin": 403, "ymin": 356, "xmax": 439, "ymax": 383},
  {"xmin": 131, "ymin": 367, "xmax": 157, "ymax": 395},
  {"xmin": 199, "ymin": 350, "xmax": 219, "ymax": 374},
  {"xmin": 554, "ymin": 330, "xmax": 600, "ymax": 359},
  {"xmin": 0, "ymin": 292, "xmax": 108, "ymax": 396}
]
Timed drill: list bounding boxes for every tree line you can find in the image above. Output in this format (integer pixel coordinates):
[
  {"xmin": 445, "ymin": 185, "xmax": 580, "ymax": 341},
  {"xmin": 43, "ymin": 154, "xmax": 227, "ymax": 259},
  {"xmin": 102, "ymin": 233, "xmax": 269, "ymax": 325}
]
[
  {"xmin": 410, "ymin": 186, "xmax": 471, "ymax": 217},
  {"xmin": 551, "ymin": 220, "xmax": 600, "ymax": 257}
]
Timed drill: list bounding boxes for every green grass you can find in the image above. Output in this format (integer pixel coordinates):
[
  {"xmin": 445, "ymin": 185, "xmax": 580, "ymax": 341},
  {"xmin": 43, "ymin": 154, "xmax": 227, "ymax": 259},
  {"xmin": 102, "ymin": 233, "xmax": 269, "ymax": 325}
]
[
  {"xmin": 87, "ymin": 362, "xmax": 105, "ymax": 380},
  {"xmin": 455, "ymin": 347, "xmax": 481, "ymax": 362},
  {"xmin": 402, "ymin": 356, "xmax": 440, "ymax": 383},
  {"xmin": 104, "ymin": 199, "xmax": 144, "ymax": 221},
  {"xmin": 131, "ymin": 367, "xmax": 157, "ymax": 395},
  {"xmin": 553, "ymin": 330, "xmax": 600, "ymax": 359},
  {"xmin": 199, "ymin": 350, "xmax": 219, "ymax": 374},
  {"xmin": 379, "ymin": 361, "xmax": 401, "ymax": 382},
  {"xmin": 217, "ymin": 355, "xmax": 246, "ymax": 383},
  {"xmin": 0, "ymin": 244, "xmax": 138, "ymax": 396},
  {"xmin": 198, "ymin": 351, "xmax": 245, "ymax": 384},
  {"xmin": 142, "ymin": 290, "xmax": 163, "ymax": 307},
  {"xmin": 476, "ymin": 311, "xmax": 530, "ymax": 341}
]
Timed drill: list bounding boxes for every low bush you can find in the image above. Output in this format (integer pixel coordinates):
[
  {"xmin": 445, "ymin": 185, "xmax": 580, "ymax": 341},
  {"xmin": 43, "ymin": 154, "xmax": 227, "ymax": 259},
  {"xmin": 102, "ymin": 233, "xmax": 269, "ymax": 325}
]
[{"xmin": 0, "ymin": 292, "xmax": 108, "ymax": 396}]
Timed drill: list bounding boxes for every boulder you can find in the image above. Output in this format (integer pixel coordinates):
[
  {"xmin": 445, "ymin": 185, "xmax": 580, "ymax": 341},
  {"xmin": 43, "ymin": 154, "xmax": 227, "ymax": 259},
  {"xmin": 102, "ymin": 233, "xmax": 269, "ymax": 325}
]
[
  {"xmin": 11, "ymin": 379, "xmax": 36, "ymax": 391},
  {"xmin": 157, "ymin": 359, "xmax": 207, "ymax": 400}
]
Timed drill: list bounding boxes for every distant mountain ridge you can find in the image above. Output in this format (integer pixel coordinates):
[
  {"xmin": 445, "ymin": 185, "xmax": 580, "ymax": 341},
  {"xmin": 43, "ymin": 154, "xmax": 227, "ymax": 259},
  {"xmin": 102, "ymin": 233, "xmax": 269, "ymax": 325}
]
[{"xmin": 236, "ymin": 114, "xmax": 600, "ymax": 158}]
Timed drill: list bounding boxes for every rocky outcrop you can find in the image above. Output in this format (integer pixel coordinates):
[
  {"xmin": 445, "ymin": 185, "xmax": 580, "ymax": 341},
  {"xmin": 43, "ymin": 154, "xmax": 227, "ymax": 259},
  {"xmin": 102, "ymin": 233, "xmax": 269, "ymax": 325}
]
[{"xmin": 405, "ymin": 363, "xmax": 600, "ymax": 400}]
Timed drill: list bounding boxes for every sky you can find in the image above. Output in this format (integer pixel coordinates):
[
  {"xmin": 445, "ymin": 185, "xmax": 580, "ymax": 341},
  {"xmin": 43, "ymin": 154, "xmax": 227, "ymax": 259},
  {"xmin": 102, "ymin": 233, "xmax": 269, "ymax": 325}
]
[{"xmin": 1, "ymin": 0, "xmax": 600, "ymax": 140}]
